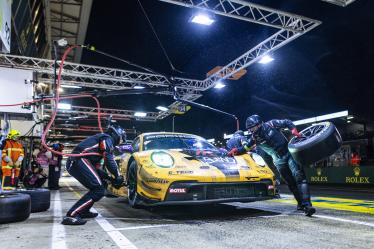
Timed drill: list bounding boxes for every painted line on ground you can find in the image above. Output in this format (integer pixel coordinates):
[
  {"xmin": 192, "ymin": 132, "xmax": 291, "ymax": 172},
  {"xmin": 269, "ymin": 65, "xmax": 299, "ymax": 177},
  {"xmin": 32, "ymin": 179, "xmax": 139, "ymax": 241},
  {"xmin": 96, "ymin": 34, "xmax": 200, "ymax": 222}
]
[
  {"xmin": 91, "ymin": 208, "xmax": 139, "ymax": 249},
  {"xmin": 51, "ymin": 191, "xmax": 68, "ymax": 249},
  {"xmin": 107, "ymin": 224, "xmax": 173, "ymax": 231},
  {"xmin": 101, "ymin": 217, "xmax": 175, "ymax": 222},
  {"xmin": 315, "ymin": 214, "xmax": 374, "ymax": 228},
  {"xmin": 65, "ymin": 183, "xmax": 138, "ymax": 249},
  {"xmin": 272, "ymin": 194, "xmax": 374, "ymax": 214}
]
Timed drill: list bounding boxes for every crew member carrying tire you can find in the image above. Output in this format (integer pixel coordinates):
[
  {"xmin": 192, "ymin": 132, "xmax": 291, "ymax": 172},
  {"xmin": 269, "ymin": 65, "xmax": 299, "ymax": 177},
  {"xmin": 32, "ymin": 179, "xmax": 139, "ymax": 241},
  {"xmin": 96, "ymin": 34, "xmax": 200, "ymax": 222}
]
[
  {"xmin": 62, "ymin": 123, "xmax": 126, "ymax": 225},
  {"xmin": 1, "ymin": 130, "xmax": 24, "ymax": 190},
  {"xmin": 228, "ymin": 115, "xmax": 316, "ymax": 216}
]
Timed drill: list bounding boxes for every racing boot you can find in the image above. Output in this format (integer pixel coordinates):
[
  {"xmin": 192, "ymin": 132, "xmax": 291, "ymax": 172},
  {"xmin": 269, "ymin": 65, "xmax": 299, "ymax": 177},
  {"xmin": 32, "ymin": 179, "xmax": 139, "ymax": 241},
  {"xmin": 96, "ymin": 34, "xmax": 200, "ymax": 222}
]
[
  {"xmin": 297, "ymin": 181, "xmax": 316, "ymax": 216},
  {"xmin": 61, "ymin": 215, "xmax": 87, "ymax": 225},
  {"xmin": 80, "ymin": 210, "xmax": 99, "ymax": 219}
]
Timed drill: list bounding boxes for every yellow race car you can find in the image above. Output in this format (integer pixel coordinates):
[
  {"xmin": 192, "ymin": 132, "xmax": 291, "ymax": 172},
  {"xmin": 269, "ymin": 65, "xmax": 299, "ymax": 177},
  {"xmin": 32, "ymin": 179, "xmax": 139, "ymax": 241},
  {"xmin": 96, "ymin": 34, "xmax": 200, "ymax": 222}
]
[{"xmin": 108, "ymin": 132, "xmax": 276, "ymax": 208}]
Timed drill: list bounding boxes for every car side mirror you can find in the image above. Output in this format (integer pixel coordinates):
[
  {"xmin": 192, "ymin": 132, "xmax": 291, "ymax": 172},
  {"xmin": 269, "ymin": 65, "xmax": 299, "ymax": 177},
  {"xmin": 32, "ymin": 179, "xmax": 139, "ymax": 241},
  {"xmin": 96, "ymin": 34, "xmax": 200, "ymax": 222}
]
[{"xmin": 118, "ymin": 144, "xmax": 133, "ymax": 153}]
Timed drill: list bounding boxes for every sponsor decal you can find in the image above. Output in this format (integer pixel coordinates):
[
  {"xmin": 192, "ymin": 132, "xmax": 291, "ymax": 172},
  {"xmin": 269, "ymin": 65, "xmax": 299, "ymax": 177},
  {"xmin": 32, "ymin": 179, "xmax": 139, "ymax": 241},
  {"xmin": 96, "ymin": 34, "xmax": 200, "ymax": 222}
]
[
  {"xmin": 310, "ymin": 168, "xmax": 328, "ymax": 182},
  {"xmin": 345, "ymin": 167, "xmax": 370, "ymax": 184},
  {"xmin": 200, "ymin": 156, "xmax": 236, "ymax": 164},
  {"xmin": 169, "ymin": 188, "xmax": 187, "ymax": 194},
  {"xmin": 200, "ymin": 166, "xmax": 210, "ymax": 169},
  {"xmin": 144, "ymin": 178, "xmax": 169, "ymax": 184},
  {"xmin": 240, "ymin": 166, "xmax": 250, "ymax": 170},
  {"xmin": 175, "ymin": 165, "xmax": 188, "ymax": 169},
  {"xmin": 257, "ymin": 169, "xmax": 269, "ymax": 174},
  {"xmin": 168, "ymin": 170, "xmax": 194, "ymax": 175}
]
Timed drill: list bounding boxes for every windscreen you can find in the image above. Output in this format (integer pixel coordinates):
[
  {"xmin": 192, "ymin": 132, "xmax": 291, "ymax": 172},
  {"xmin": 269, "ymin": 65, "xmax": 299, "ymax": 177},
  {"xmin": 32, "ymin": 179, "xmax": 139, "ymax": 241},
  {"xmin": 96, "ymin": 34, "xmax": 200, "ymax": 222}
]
[{"xmin": 143, "ymin": 134, "xmax": 217, "ymax": 151}]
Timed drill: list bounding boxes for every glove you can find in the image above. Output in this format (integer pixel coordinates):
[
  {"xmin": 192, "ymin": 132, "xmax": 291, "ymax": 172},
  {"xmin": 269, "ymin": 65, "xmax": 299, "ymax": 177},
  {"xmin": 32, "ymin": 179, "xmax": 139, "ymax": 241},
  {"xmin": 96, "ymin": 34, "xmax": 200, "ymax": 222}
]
[
  {"xmin": 291, "ymin": 128, "xmax": 301, "ymax": 137},
  {"xmin": 3, "ymin": 156, "xmax": 11, "ymax": 163},
  {"xmin": 228, "ymin": 148, "xmax": 239, "ymax": 157},
  {"xmin": 111, "ymin": 176, "xmax": 125, "ymax": 189}
]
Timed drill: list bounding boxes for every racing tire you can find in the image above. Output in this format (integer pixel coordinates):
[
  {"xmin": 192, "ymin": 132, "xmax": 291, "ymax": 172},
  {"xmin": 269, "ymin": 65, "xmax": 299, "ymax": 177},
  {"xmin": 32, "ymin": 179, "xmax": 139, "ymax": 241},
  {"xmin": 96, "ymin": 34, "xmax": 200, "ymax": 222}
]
[
  {"xmin": 288, "ymin": 122, "xmax": 342, "ymax": 166},
  {"xmin": 127, "ymin": 161, "xmax": 141, "ymax": 208},
  {"xmin": 12, "ymin": 188, "xmax": 51, "ymax": 213},
  {"xmin": 0, "ymin": 193, "xmax": 31, "ymax": 224}
]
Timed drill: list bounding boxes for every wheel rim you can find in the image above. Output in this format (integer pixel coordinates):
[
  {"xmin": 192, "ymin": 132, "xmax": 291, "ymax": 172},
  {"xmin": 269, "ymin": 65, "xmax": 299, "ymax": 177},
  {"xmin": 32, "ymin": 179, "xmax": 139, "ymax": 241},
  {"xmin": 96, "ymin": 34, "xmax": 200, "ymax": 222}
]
[
  {"xmin": 290, "ymin": 123, "xmax": 326, "ymax": 145},
  {"xmin": 128, "ymin": 165, "xmax": 136, "ymax": 201}
]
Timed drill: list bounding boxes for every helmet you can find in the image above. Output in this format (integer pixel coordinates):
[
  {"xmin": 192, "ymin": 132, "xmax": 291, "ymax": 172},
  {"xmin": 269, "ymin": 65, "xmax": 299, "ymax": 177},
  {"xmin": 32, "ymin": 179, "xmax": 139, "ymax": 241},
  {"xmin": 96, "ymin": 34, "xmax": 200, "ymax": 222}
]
[
  {"xmin": 7, "ymin": 129, "xmax": 20, "ymax": 140},
  {"xmin": 245, "ymin": 115, "xmax": 262, "ymax": 129},
  {"xmin": 106, "ymin": 123, "xmax": 126, "ymax": 146}
]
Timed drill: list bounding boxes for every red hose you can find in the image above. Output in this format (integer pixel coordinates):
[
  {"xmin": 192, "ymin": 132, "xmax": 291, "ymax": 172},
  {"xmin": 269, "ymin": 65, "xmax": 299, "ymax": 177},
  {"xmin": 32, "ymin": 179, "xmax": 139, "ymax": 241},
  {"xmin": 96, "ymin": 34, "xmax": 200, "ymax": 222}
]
[{"xmin": 0, "ymin": 45, "xmax": 104, "ymax": 157}]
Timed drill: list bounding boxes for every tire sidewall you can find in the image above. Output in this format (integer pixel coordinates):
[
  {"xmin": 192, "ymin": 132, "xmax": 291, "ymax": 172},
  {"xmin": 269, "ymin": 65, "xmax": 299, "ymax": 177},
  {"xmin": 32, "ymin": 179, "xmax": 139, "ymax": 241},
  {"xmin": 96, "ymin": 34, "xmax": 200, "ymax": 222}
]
[
  {"xmin": 11, "ymin": 188, "xmax": 50, "ymax": 213},
  {"xmin": 0, "ymin": 193, "xmax": 31, "ymax": 224},
  {"xmin": 127, "ymin": 161, "xmax": 140, "ymax": 208}
]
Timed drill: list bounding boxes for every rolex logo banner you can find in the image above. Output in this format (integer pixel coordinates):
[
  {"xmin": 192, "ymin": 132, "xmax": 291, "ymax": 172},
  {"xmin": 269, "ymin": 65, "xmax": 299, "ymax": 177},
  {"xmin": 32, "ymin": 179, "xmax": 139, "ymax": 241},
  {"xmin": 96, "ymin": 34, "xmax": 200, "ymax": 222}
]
[
  {"xmin": 305, "ymin": 166, "xmax": 374, "ymax": 185},
  {"xmin": 0, "ymin": 0, "xmax": 11, "ymax": 53}
]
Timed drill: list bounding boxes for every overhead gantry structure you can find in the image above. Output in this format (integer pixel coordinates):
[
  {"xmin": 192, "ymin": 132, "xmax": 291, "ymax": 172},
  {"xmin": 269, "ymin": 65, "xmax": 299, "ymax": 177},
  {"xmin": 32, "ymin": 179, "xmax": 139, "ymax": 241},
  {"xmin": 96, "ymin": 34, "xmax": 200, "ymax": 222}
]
[
  {"xmin": 0, "ymin": 0, "xmax": 321, "ymax": 131},
  {"xmin": 321, "ymin": 0, "xmax": 357, "ymax": 7}
]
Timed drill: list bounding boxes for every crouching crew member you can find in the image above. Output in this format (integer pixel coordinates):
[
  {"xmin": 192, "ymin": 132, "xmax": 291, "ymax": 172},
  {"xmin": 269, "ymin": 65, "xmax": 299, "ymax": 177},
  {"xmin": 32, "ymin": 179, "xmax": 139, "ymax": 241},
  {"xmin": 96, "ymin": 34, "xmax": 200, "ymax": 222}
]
[
  {"xmin": 228, "ymin": 115, "xmax": 316, "ymax": 216},
  {"xmin": 62, "ymin": 124, "xmax": 126, "ymax": 225}
]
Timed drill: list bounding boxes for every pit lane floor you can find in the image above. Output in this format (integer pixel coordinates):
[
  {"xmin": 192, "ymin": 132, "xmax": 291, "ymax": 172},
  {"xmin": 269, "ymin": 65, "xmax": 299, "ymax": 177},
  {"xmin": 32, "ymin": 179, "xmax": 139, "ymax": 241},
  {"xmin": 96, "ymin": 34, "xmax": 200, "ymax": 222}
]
[{"xmin": 1, "ymin": 176, "xmax": 373, "ymax": 249}]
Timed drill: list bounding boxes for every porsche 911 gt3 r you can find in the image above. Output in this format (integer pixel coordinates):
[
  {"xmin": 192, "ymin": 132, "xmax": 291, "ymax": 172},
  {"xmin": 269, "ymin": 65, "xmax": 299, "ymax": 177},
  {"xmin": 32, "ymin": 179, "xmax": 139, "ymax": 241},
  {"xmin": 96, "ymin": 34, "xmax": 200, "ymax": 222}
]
[{"xmin": 108, "ymin": 132, "xmax": 276, "ymax": 207}]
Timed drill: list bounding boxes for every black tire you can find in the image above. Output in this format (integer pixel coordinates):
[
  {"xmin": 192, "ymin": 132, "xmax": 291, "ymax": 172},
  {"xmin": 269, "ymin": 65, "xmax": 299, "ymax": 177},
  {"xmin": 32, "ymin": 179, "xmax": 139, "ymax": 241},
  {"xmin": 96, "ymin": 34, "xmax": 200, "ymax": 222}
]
[
  {"xmin": 0, "ymin": 193, "xmax": 31, "ymax": 224},
  {"xmin": 288, "ymin": 122, "xmax": 342, "ymax": 165},
  {"xmin": 127, "ymin": 161, "xmax": 141, "ymax": 208},
  {"xmin": 12, "ymin": 188, "xmax": 50, "ymax": 213}
]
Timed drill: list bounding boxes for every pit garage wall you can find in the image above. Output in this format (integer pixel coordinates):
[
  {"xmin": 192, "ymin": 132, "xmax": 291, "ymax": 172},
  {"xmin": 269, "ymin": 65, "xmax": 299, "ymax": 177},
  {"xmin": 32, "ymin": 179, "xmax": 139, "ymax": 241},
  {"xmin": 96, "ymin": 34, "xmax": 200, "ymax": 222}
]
[{"xmin": 305, "ymin": 167, "xmax": 374, "ymax": 186}]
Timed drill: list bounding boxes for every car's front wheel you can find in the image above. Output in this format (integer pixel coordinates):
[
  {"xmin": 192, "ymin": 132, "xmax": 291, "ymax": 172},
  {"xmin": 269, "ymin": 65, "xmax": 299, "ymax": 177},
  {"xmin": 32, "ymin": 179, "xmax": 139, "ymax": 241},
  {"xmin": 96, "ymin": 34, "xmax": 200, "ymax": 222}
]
[{"xmin": 127, "ymin": 161, "xmax": 141, "ymax": 208}]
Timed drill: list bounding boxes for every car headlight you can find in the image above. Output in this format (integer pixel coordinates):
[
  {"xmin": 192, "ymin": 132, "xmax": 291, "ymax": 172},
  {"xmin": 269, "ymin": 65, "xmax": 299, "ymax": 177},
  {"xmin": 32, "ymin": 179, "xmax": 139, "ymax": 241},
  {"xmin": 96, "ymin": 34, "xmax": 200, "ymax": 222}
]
[
  {"xmin": 251, "ymin": 153, "xmax": 266, "ymax": 167},
  {"xmin": 151, "ymin": 151, "xmax": 174, "ymax": 168}
]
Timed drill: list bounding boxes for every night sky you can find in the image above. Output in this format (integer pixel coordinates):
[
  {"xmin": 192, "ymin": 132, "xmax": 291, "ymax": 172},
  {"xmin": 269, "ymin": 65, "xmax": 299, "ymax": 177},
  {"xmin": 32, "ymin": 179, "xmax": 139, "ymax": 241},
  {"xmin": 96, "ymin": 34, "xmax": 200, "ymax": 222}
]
[{"xmin": 80, "ymin": 0, "xmax": 374, "ymax": 139}]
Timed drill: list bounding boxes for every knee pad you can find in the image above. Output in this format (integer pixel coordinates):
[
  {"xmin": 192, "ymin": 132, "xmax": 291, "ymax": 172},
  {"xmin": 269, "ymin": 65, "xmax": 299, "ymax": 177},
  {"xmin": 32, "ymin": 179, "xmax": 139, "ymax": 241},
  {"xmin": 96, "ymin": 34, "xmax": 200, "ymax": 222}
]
[{"xmin": 91, "ymin": 187, "xmax": 105, "ymax": 202}]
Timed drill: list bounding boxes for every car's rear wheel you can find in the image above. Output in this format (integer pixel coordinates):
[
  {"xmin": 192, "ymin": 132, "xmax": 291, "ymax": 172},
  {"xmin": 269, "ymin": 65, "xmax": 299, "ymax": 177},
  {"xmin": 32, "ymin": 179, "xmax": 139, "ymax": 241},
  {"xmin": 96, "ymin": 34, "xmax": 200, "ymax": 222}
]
[{"xmin": 127, "ymin": 161, "xmax": 141, "ymax": 208}]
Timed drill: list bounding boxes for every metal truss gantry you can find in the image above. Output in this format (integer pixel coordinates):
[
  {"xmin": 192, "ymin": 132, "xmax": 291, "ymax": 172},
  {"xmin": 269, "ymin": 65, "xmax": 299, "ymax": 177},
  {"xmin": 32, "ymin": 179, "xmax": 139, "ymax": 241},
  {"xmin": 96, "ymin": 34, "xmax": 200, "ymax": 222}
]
[
  {"xmin": 44, "ymin": 105, "xmax": 168, "ymax": 121},
  {"xmin": 0, "ymin": 0, "xmax": 321, "ymax": 123},
  {"xmin": 321, "ymin": 0, "xmax": 357, "ymax": 7}
]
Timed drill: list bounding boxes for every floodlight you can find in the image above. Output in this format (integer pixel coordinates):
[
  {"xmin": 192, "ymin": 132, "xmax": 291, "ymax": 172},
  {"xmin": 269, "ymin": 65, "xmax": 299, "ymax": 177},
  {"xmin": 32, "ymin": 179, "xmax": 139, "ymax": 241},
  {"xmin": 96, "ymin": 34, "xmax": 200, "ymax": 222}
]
[
  {"xmin": 258, "ymin": 55, "xmax": 274, "ymax": 64},
  {"xmin": 134, "ymin": 86, "xmax": 145, "ymax": 89},
  {"xmin": 191, "ymin": 14, "xmax": 215, "ymax": 25},
  {"xmin": 156, "ymin": 106, "xmax": 169, "ymax": 112},
  {"xmin": 214, "ymin": 81, "xmax": 226, "ymax": 89},
  {"xmin": 58, "ymin": 103, "xmax": 71, "ymax": 110},
  {"xmin": 61, "ymin": 85, "xmax": 82, "ymax": 89},
  {"xmin": 134, "ymin": 112, "xmax": 147, "ymax": 117}
]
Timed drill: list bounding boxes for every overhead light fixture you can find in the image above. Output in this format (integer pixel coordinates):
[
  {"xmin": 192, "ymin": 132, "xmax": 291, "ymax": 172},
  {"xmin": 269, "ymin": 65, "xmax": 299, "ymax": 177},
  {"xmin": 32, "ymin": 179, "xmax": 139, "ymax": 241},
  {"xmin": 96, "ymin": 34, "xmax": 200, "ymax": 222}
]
[
  {"xmin": 134, "ymin": 112, "xmax": 147, "ymax": 117},
  {"xmin": 134, "ymin": 86, "xmax": 145, "ymax": 89},
  {"xmin": 214, "ymin": 81, "xmax": 226, "ymax": 89},
  {"xmin": 258, "ymin": 55, "xmax": 274, "ymax": 64},
  {"xmin": 58, "ymin": 103, "xmax": 71, "ymax": 110},
  {"xmin": 156, "ymin": 106, "xmax": 169, "ymax": 112},
  {"xmin": 191, "ymin": 14, "xmax": 215, "ymax": 26},
  {"xmin": 347, "ymin": 115, "xmax": 354, "ymax": 120},
  {"xmin": 61, "ymin": 85, "xmax": 82, "ymax": 89},
  {"xmin": 293, "ymin": 110, "xmax": 348, "ymax": 126},
  {"xmin": 58, "ymin": 88, "xmax": 64, "ymax": 93},
  {"xmin": 347, "ymin": 120, "xmax": 351, "ymax": 123}
]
